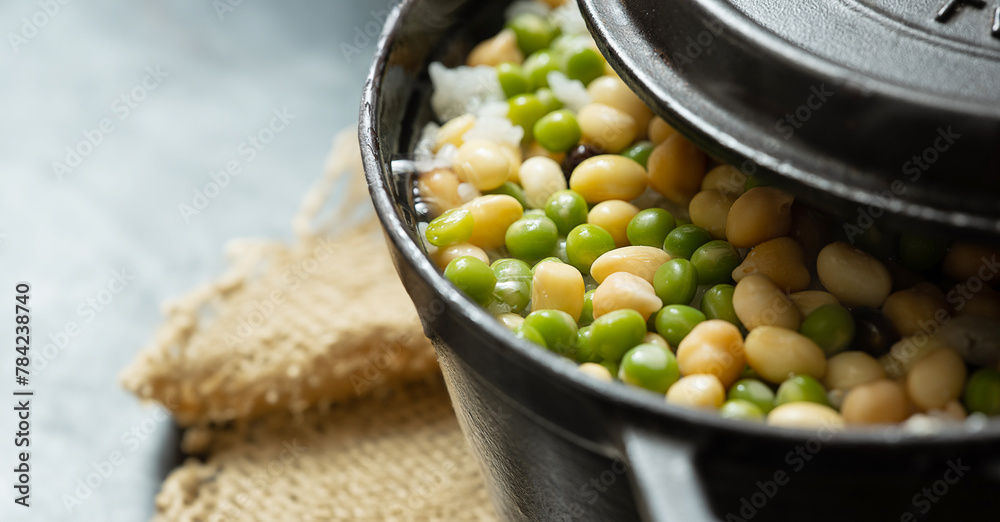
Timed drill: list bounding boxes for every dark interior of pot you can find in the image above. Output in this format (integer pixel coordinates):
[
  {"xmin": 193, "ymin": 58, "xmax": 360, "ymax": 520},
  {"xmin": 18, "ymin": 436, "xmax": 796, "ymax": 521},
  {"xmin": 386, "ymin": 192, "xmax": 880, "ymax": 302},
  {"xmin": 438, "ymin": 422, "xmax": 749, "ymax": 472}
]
[{"xmin": 361, "ymin": 0, "xmax": 1000, "ymax": 520}]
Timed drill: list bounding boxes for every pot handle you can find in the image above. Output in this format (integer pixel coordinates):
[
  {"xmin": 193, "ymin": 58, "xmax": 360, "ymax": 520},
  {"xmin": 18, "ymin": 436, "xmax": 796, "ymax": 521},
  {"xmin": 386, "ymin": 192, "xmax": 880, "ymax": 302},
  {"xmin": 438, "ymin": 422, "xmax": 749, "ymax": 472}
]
[{"xmin": 619, "ymin": 422, "xmax": 716, "ymax": 522}]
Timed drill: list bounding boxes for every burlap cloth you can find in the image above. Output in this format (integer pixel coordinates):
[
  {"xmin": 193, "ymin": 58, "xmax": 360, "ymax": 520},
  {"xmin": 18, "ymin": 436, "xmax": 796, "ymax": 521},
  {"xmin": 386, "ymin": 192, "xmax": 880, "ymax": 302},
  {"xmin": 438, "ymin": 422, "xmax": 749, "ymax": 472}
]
[{"xmin": 121, "ymin": 131, "xmax": 498, "ymax": 521}]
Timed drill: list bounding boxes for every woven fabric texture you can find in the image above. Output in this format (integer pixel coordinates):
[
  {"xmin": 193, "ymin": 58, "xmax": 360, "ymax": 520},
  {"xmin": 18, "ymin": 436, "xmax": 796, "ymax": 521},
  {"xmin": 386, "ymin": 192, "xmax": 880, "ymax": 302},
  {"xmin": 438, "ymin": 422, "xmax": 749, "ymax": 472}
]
[{"xmin": 155, "ymin": 377, "xmax": 497, "ymax": 522}]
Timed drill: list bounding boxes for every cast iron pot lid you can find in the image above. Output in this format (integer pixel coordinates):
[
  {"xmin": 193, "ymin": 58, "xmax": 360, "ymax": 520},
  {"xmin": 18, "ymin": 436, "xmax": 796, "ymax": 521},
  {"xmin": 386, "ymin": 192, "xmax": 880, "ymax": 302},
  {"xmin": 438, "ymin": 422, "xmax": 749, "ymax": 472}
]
[{"xmin": 578, "ymin": 0, "xmax": 1000, "ymax": 242}]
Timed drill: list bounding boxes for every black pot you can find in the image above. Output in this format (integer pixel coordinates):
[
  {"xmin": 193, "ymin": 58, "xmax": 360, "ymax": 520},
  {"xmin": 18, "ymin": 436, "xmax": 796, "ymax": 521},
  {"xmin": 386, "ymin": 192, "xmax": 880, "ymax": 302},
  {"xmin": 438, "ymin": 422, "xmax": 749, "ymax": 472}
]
[{"xmin": 359, "ymin": 1, "xmax": 1000, "ymax": 520}]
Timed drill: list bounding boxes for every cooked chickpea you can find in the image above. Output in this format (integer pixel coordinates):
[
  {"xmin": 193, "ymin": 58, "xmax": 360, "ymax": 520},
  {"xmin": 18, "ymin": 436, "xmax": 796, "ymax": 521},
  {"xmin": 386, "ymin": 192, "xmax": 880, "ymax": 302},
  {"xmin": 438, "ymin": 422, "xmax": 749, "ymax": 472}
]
[
  {"xmin": 418, "ymin": 169, "xmax": 464, "ymax": 215},
  {"xmin": 943, "ymin": 243, "xmax": 1000, "ymax": 281},
  {"xmin": 665, "ymin": 374, "xmax": 726, "ymax": 409},
  {"xmin": 466, "ymin": 29, "xmax": 524, "ymax": 66},
  {"xmin": 700, "ymin": 165, "xmax": 746, "ymax": 198},
  {"xmin": 463, "ymin": 195, "xmax": 524, "ymax": 250},
  {"xmin": 688, "ymin": 190, "xmax": 736, "ymax": 240},
  {"xmin": 499, "ymin": 143, "xmax": 522, "ymax": 183},
  {"xmin": 520, "ymin": 156, "xmax": 567, "ymax": 208},
  {"xmin": 497, "ymin": 313, "xmax": 525, "ymax": 330},
  {"xmin": 589, "ymin": 200, "xmax": 641, "ymax": 247},
  {"xmin": 823, "ymin": 351, "xmax": 885, "ymax": 390},
  {"xmin": 906, "ymin": 348, "xmax": 966, "ymax": 411},
  {"xmin": 744, "ymin": 326, "xmax": 826, "ymax": 384},
  {"xmin": 432, "ymin": 243, "xmax": 489, "ymax": 270},
  {"xmin": 767, "ymin": 402, "xmax": 845, "ymax": 430},
  {"xmin": 453, "ymin": 140, "xmax": 511, "ymax": 191},
  {"xmin": 525, "ymin": 140, "xmax": 566, "ymax": 163},
  {"xmin": 586, "ymin": 75, "xmax": 653, "ymax": 137},
  {"xmin": 882, "ymin": 335, "xmax": 945, "ymax": 378},
  {"xmin": 956, "ymin": 285, "xmax": 1000, "ymax": 319},
  {"xmin": 816, "ymin": 242, "xmax": 891, "ymax": 307},
  {"xmin": 644, "ymin": 332, "xmax": 670, "ymax": 350},
  {"xmin": 569, "ymin": 154, "xmax": 648, "ymax": 203},
  {"xmin": 733, "ymin": 237, "xmax": 811, "ymax": 292},
  {"xmin": 733, "ymin": 274, "xmax": 801, "ymax": 331},
  {"xmin": 676, "ymin": 319, "xmax": 745, "ymax": 387},
  {"xmin": 577, "ymin": 103, "xmax": 638, "ymax": 154},
  {"xmin": 589, "ymin": 246, "xmax": 672, "ymax": 284},
  {"xmin": 433, "ymin": 114, "xmax": 476, "ymax": 152},
  {"xmin": 882, "ymin": 287, "xmax": 948, "ymax": 338},
  {"xmin": 578, "ymin": 362, "xmax": 613, "ymax": 382},
  {"xmin": 725, "ymin": 187, "xmax": 794, "ymax": 248},
  {"xmin": 789, "ymin": 291, "xmax": 840, "ymax": 317},
  {"xmin": 592, "ymin": 272, "xmax": 663, "ymax": 320},
  {"xmin": 646, "ymin": 134, "xmax": 707, "ymax": 206},
  {"xmin": 647, "ymin": 116, "xmax": 677, "ymax": 145},
  {"xmin": 841, "ymin": 379, "xmax": 909, "ymax": 426},
  {"xmin": 532, "ymin": 262, "xmax": 586, "ymax": 321}
]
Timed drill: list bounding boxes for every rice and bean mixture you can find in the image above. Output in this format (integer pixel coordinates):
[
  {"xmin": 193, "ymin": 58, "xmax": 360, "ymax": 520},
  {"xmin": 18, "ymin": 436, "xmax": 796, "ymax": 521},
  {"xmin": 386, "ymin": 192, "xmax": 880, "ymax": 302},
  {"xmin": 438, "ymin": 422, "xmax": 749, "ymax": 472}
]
[{"xmin": 409, "ymin": 0, "xmax": 1000, "ymax": 430}]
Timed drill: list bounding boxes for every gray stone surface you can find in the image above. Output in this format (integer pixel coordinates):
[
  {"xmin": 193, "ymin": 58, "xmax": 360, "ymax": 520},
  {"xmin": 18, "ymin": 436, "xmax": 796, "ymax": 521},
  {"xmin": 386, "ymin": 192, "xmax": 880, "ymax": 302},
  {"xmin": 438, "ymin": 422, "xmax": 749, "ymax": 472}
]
[{"xmin": 0, "ymin": 1, "xmax": 390, "ymax": 519}]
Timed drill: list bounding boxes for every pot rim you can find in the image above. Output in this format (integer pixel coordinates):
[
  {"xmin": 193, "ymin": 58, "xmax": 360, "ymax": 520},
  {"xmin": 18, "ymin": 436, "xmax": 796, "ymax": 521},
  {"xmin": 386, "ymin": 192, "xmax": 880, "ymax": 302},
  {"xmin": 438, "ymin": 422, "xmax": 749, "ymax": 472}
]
[{"xmin": 359, "ymin": 0, "xmax": 1000, "ymax": 448}]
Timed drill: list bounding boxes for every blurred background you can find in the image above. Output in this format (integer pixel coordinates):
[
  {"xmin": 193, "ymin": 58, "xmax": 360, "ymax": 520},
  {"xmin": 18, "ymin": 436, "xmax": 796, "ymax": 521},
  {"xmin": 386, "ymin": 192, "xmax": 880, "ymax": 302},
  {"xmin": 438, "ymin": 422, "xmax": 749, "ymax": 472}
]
[{"xmin": 0, "ymin": 1, "xmax": 392, "ymax": 519}]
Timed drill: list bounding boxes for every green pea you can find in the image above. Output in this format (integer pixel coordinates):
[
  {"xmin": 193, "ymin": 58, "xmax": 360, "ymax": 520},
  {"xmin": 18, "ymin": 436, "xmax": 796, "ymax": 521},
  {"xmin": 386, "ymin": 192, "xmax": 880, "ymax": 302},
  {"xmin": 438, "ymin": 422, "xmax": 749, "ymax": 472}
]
[
  {"xmin": 505, "ymin": 13, "xmax": 558, "ymax": 56},
  {"xmin": 654, "ymin": 305, "xmax": 705, "ymax": 347},
  {"xmin": 856, "ymin": 224, "xmax": 895, "ymax": 260},
  {"xmin": 489, "ymin": 259, "xmax": 533, "ymax": 314},
  {"xmin": 701, "ymin": 284, "xmax": 743, "ymax": 329},
  {"xmin": 744, "ymin": 175, "xmax": 767, "ymax": 191},
  {"xmin": 653, "ymin": 259, "xmax": 697, "ymax": 306},
  {"xmin": 425, "ymin": 208, "xmax": 473, "ymax": 247},
  {"xmin": 496, "ymin": 62, "xmax": 530, "ymax": 98},
  {"xmin": 534, "ymin": 110, "xmax": 581, "ymax": 153},
  {"xmin": 513, "ymin": 323, "xmax": 548, "ymax": 349},
  {"xmin": 545, "ymin": 190, "xmax": 589, "ymax": 236},
  {"xmin": 799, "ymin": 304, "xmax": 855, "ymax": 356},
  {"xmin": 487, "ymin": 181, "xmax": 528, "ymax": 208},
  {"xmin": 775, "ymin": 375, "xmax": 829, "ymax": 406},
  {"xmin": 566, "ymin": 224, "xmax": 616, "ymax": 274},
  {"xmin": 599, "ymin": 358, "xmax": 620, "ymax": 378},
  {"xmin": 579, "ymin": 289, "xmax": 596, "ymax": 327},
  {"xmin": 524, "ymin": 209, "xmax": 547, "ymax": 219},
  {"xmin": 535, "ymin": 87, "xmax": 563, "ymax": 113},
  {"xmin": 691, "ymin": 240, "xmax": 740, "ymax": 285},
  {"xmin": 719, "ymin": 399, "xmax": 765, "ymax": 422},
  {"xmin": 444, "ymin": 256, "xmax": 496, "ymax": 306},
  {"xmin": 524, "ymin": 309, "xmax": 578, "ymax": 356},
  {"xmin": 620, "ymin": 141, "xmax": 655, "ymax": 168},
  {"xmin": 563, "ymin": 46, "xmax": 605, "ymax": 86},
  {"xmin": 508, "ymin": 94, "xmax": 548, "ymax": 140},
  {"xmin": 553, "ymin": 238, "xmax": 569, "ymax": 263},
  {"xmin": 663, "ymin": 224, "xmax": 712, "ymax": 259},
  {"xmin": 618, "ymin": 343, "xmax": 680, "ymax": 393},
  {"xmin": 590, "ymin": 309, "xmax": 647, "ymax": 362},
  {"xmin": 627, "ymin": 208, "xmax": 676, "ymax": 248},
  {"xmin": 899, "ymin": 233, "xmax": 949, "ymax": 272},
  {"xmin": 506, "ymin": 216, "xmax": 559, "ymax": 262},
  {"xmin": 964, "ymin": 368, "xmax": 1000, "ymax": 415},
  {"xmin": 728, "ymin": 378, "xmax": 775, "ymax": 414},
  {"xmin": 523, "ymin": 50, "xmax": 561, "ymax": 90},
  {"xmin": 575, "ymin": 326, "xmax": 600, "ymax": 363}
]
